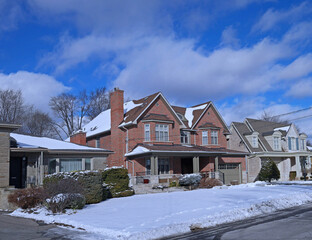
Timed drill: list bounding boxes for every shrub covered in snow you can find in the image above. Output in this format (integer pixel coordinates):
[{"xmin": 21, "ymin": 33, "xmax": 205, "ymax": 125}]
[
  {"xmin": 179, "ymin": 174, "xmax": 202, "ymax": 186},
  {"xmin": 8, "ymin": 187, "xmax": 45, "ymax": 209},
  {"xmin": 102, "ymin": 168, "xmax": 134, "ymax": 198},
  {"xmin": 44, "ymin": 171, "xmax": 107, "ymax": 204},
  {"xmin": 46, "ymin": 193, "xmax": 85, "ymax": 213},
  {"xmin": 199, "ymin": 177, "xmax": 223, "ymax": 188},
  {"xmin": 258, "ymin": 160, "xmax": 280, "ymax": 182}
]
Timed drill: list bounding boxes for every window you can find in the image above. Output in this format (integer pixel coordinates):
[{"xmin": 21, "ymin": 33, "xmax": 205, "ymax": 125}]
[
  {"xmin": 144, "ymin": 124, "xmax": 150, "ymax": 141},
  {"xmin": 273, "ymin": 137, "xmax": 280, "ymax": 150},
  {"xmin": 181, "ymin": 131, "xmax": 190, "ymax": 144},
  {"xmin": 60, "ymin": 159, "xmax": 83, "ymax": 172},
  {"xmin": 158, "ymin": 158, "xmax": 169, "ymax": 174},
  {"xmin": 211, "ymin": 131, "xmax": 218, "ymax": 145},
  {"xmin": 252, "ymin": 136, "xmax": 258, "ymax": 148},
  {"xmin": 155, "ymin": 124, "xmax": 169, "ymax": 142},
  {"xmin": 218, "ymin": 164, "xmax": 238, "ymax": 169},
  {"xmin": 291, "ymin": 137, "xmax": 296, "ymax": 150},
  {"xmin": 48, "ymin": 158, "xmax": 92, "ymax": 174},
  {"xmin": 85, "ymin": 158, "xmax": 91, "ymax": 170},
  {"xmin": 202, "ymin": 131, "xmax": 208, "ymax": 145},
  {"xmin": 145, "ymin": 158, "xmax": 151, "ymax": 175},
  {"xmin": 300, "ymin": 139, "xmax": 305, "ymax": 150},
  {"xmin": 96, "ymin": 138, "xmax": 100, "ymax": 148}
]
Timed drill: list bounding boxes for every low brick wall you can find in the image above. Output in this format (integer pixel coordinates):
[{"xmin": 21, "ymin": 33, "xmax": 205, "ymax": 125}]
[{"xmin": 0, "ymin": 188, "xmax": 16, "ymax": 210}]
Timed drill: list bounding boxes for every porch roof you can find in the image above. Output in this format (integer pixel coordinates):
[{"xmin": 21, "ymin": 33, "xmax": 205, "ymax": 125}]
[{"xmin": 125, "ymin": 143, "xmax": 249, "ymax": 159}]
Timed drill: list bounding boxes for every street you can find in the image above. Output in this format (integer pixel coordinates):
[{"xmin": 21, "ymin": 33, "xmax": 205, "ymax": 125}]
[{"xmin": 163, "ymin": 203, "xmax": 312, "ymax": 240}]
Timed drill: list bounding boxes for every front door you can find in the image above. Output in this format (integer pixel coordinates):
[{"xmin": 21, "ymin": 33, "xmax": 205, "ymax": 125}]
[
  {"xmin": 9, "ymin": 157, "xmax": 27, "ymax": 188},
  {"xmin": 181, "ymin": 158, "xmax": 193, "ymax": 174}
]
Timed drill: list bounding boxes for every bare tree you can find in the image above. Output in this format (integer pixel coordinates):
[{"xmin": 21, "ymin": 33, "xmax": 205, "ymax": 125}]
[
  {"xmin": 49, "ymin": 92, "xmax": 89, "ymax": 137},
  {"xmin": 260, "ymin": 110, "xmax": 289, "ymax": 124},
  {"xmin": 86, "ymin": 87, "xmax": 110, "ymax": 120},
  {"xmin": 307, "ymin": 140, "xmax": 312, "ymax": 147},
  {"xmin": 0, "ymin": 89, "xmax": 25, "ymax": 124}
]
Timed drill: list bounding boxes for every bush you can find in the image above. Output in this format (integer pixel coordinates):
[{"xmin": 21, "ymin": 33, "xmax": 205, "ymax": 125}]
[
  {"xmin": 199, "ymin": 178, "xmax": 223, "ymax": 188},
  {"xmin": 8, "ymin": 187, "xmax": 45, "ymax": 209},
  {"xmin": 102, "ymin": 168, "xmax": 134, "ymax": 198},
  {"xmin": 44, "ymin": 178, "xmax": 83, "ymax": 198},
  {"xmin": 44, "ymin": 171, "xmax": 107, "ymax": 204},
  {"xmin": 258, "ymin": 160, "xmax": 280, "ymax": 182},
  {"xmin": 46, "ymin": 193, "xmax": 85, "ymax": 213},
  {"xmin": 179, "ymin": 174, "xmax": 202, "ymax": 186},
  {"xmin": 169, "ymin": 181, "xmax": 179, "ymax": 187}
]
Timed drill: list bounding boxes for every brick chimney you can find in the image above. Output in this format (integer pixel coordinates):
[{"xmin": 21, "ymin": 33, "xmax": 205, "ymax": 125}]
[
  {"xmin": 70, "ymin": 130, "xmax": 87, "ymax": 145},
  {"xmin": 109, "ymin": 88, "xmax": 125, "ymax": 167}
]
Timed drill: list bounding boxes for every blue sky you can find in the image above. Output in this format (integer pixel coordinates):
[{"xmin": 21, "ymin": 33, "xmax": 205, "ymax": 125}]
[{"xmin": 0, "ymin": 0, "xmax": 312, "ymax": 137}]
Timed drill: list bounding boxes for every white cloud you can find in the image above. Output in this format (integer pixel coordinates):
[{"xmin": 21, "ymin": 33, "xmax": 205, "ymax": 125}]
[
  {"xmin": 253, "ymin": 1, "xmax": 312, "ymax": 32},
  {"xmin": 0, "ymin": 71, "xmax": 69, "ymax": 112},
  {"xmin": 278, "ymin": 54, "xmax": 312, "ymax": 80},
  {"xmin": 0, "ymin": 0, "xmax": 24, "ymax": 32},
  {"xmin": 285, "ymin": 79, "xmax": 312, "ymax": 98},
  {"xmin": 220, "ymin": 26, "xmax": 240, "ymax": 48}
]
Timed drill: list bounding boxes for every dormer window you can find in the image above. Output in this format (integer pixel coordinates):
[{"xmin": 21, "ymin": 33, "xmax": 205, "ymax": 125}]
[
  {"xmin": 273, "ymin": 137, "xmax": 280, "ymax": 150},
  {"xmin": 252, "ymin": 136, "xmax": 258, "ymax": 148},
  {"xmin": 181, "ymin": 131, "xmax": 190, "ymax": 144},
  {"xmin": 300, "ymin": 139, "xmax": 306, "ymax": 150}
]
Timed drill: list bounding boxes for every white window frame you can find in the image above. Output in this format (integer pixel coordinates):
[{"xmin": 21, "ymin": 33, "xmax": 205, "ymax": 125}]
[
  {"xmin": 300, "ymin": 139, "xmax": 305, "ymax": 151},
  {"xmin": 252, "ymin": 136, "xmax": 258, "ymax": 148},
  {"xmin": 291, "ymin": 137, "xmax": 296, "ymax": 150},
  {"xmin": 96, "ymin": 138, "xmax": 100, "ymax": 148},
  {"xmin": 202, "ymin": 131, "xmax": 208, "ymax": 145},
  {"xmin": 144, "ymin": 124, "xmax": 150, "ymax": 141},
  {"xmin": 211, "ymin": 130, "xmax": 218, "ymax": 145},
  {"xmin": 273, "ymin": 137, "xmax": 280, "ymax": 150},
  {"xmin": 155, "ymin": 124, "xmax": 169, "ymax": 142}
]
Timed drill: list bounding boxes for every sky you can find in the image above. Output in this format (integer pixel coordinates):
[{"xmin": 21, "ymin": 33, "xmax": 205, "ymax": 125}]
[{"xmin": 0, "ymin": 0, "xmax": 312, "ymax": 138}]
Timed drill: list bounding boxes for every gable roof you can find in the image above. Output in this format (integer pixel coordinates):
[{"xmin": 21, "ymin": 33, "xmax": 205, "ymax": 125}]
[
  {"xmin": 83, "ymin": 92, "xmax": 186, "ymax": 138},
  {"xmin": 232, "ymin": 118, "xmax": 292, "ymax": 153}
]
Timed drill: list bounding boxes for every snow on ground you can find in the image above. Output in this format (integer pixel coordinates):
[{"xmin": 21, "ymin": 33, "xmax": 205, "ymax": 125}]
[
  {"xmin": 275, "ymin": 181, "xmax": 312, "ymax": 185},
  {"xmin": 11, "ymin": 183, "xmax": 312, "ymax": 240}
]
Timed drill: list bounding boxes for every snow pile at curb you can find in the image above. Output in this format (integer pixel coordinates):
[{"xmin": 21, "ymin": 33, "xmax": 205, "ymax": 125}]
[{"xmin": 10, "ymin": 185, "xmax": 312, "ymax": 240}]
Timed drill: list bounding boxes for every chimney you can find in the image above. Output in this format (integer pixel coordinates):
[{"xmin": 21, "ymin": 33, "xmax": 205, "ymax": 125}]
[
  {"xmin": 110, "ymin": 87, "xmax": 124, "ymax": 129},
  {"xmin": 70, "ymin": 130, "xmax": 87, "ymax": 146},
  {"xmin": 109, "ymin": 88, "xmax": 125, "ymax": 167}
]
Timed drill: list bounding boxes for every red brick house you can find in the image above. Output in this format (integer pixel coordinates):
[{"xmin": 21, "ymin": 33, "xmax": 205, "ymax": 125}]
[{"xmin": 70, "ymin": 88, "xmax": 248, "ymax": 184}]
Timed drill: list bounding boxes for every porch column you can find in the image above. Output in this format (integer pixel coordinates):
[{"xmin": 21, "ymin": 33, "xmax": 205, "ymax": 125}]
[
  {"xmin": 295, "ymin": 155, "xmax": 301, "ymax": 179},
  {"xmin": 151, "ymin": 156, "xmax": 159, "ymax": 175},
  {"xmin": 193, "ymin": 156, "xmax": 199, "ymax": 173},
  {"xmin": 214, "ymin": 156, "xmax": 219, "ymax": 172}
]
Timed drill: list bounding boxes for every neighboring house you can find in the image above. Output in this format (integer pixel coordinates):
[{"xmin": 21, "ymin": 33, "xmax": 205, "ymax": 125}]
[
  {"xmin": 229, "ymin": 118, "xmax": 312, "ymax": 182},
  {"xmin": 70, "ymin": 88, "xmax": 248, "ymax": 185},
  {"xmin": 0, "ymin": 123, "xmax": 113, "ymax": 191}
]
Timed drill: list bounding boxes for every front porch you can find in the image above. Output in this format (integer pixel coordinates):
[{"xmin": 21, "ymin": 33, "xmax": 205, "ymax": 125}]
[{"xmin": 125, "ymin": 144, "xmax": 248, "ymax": 186}]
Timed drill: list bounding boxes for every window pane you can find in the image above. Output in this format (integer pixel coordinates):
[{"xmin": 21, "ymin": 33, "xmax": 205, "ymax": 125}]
[
  {"xmin": 85, "ymin": 158, "xmax": 91, "ymax": 170},
  {"xmin": 60, "ymin": 159, "xmax": 82, "ymax": 172},
  {"xmin": 48, "ymin": 159, "xmax": 56, "ymax": 174}
]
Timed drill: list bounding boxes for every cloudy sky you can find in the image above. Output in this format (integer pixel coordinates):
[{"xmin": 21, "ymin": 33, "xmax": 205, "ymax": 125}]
[{"xmin": 0, "ymin": 0, "xmax": 312, "ymax": 137}]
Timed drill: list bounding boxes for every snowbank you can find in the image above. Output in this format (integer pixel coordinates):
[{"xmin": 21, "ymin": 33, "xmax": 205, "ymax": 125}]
[{"xmin": 11, "ymin": 184, "xmax": 312, "ymax": 240}]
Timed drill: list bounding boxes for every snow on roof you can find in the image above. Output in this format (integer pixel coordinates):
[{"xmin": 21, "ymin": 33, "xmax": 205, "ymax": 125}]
[
  {"xmin": 11, "ymin": 133, "xmax": 106, "ymax": 151},
  {"xmin": 274, "ymin": 126, "xmax": 290, "ymax": 132},
  {"xmin": 184, "ymin": 103, "xmax": 207, "ymax": 127},
  {"xmin": 83, "ymin": 101, "xmax": 142, "ymax": 138},
  {"xmin": 307, "ymin": 146, "xmax": 312, "ymax": 151},
  {"xmin": 125, "ymin": 146, "xmax": 150, "ymax": 157}
]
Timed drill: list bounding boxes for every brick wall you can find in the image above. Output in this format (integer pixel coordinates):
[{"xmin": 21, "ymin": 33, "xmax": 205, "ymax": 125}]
[{"xmin": 70, "ymin": 131, "xmax": 86, "ymax": 145}]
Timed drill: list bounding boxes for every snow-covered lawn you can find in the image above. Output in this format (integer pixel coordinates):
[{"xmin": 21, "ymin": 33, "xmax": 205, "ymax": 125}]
[{"xmin": 11, "ymin": 182, "xmax": 312, "ymax": 240}]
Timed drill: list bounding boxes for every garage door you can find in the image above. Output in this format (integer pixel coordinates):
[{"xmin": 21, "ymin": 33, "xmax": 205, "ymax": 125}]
[{"xmin": 218, "ymin": 163, "xmax": 240, "ymax": 185}]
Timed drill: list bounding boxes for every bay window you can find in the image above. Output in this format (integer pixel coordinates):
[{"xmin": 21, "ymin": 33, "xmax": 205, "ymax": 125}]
[
  {"xmin": 155, "ymin": 124, "xmax": 169, "ymax": 142},
  {"xmin": 144, "ymin": 124, "xmax": 150, "ymax": 141},
  {"xmin": 211, "ymin": 131, "xmax": 218, "ymax": 145},
  {"xmin": 48, "ymin": 158, "xmax": 92, "ymax": 174},
  {"xmin": 202, "ymin": 131, "xmax": 208, "ymax": 145}
]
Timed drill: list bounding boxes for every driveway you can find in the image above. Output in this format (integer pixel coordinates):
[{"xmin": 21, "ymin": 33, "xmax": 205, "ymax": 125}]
[
  {"xmin": 162, "ymin": 203, "xmax": 312, "ymax": 240},
  {"xmin": 0, "ymin": 212, "xmax": 98, "ymax": 240}
]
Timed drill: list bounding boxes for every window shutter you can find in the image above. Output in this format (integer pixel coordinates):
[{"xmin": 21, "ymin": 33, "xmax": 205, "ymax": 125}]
[
  {"xmin": 288, "ymin": 137, "xmax": 291, "ymax": 150},
  {"xmin": 296, "ymin": 138, "xmax": 299, "ymax": 150}
]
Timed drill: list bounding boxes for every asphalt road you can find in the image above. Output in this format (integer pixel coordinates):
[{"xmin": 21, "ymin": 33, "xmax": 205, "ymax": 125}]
[
  {"xmin": 162, "ymin": 203, "xmax": 312, "ymax": 240},
  {"xmin": 0, "ymin": 212, "xmax": 100, "ymax": 240}
]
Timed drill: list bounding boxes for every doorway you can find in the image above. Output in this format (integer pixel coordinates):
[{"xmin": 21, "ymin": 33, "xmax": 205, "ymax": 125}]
[
  {"xmin": 9, "ymin": 157, "xmax": 27, "ymax": 188},
  {"xmin": 181, "ymin": 158, "xmax": 193, "ymax": 174}
]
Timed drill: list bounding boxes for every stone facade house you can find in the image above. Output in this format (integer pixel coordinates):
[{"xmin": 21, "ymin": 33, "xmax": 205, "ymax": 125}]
[
  {"xmin": 70, "ymin": 88, "xmax": 248, "ymax": 185},
  {"xmin": 229, "ymin": 118, "xmax": 312, "ymax": 182}
]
